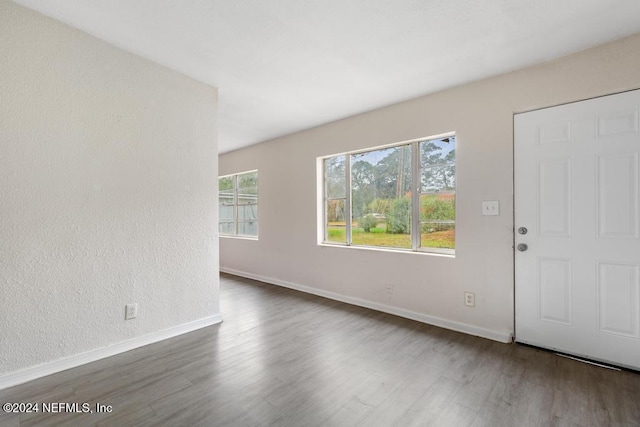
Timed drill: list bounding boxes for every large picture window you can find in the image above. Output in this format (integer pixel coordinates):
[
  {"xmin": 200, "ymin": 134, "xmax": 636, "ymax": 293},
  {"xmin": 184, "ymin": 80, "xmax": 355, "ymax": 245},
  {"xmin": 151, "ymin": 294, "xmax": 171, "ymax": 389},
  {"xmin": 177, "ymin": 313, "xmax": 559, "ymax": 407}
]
[
  {"xmin": 322, "ymin": 135, "xmax": 455, "ymax": 254},
  {"xmin": 219, "ymin": 170, "xmax": 258, "ymax": 237}
]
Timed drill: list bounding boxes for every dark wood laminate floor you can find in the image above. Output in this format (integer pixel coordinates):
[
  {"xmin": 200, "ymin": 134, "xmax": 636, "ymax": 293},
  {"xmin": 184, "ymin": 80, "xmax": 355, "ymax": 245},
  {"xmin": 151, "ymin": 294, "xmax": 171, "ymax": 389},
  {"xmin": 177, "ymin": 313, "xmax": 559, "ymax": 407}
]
[{"xmin": 1, "ymin": 273, "xmax": 639, "ymax": 426}]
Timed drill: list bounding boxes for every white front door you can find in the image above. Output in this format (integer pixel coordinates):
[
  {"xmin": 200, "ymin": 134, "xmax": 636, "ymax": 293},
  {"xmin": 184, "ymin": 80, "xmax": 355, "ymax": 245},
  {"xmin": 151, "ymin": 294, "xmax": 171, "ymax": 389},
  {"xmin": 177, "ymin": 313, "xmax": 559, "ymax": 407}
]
[{"xmin": 515, "ymin": 89, "xmax": 640, "ymax": 370}]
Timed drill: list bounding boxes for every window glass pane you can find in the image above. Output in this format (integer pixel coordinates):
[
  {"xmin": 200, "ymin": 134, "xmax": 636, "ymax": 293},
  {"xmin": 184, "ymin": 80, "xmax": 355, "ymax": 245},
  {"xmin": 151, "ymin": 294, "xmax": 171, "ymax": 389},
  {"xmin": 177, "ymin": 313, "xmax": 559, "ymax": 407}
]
[
  {"xmin": 238, "ymin": 221, "xmax": 258, "ymax": 236},
  {"xmin": 325, "ymin": 156, "xmax": 346, "ymax": 199},
  {"xmin": 326, "ymin": 199, "xmax": 346, "ymax": 244},
  {"xmin": 238, "ymin": 204, "xmax": 258, "ymax": 221},
  {"xmin": 420, "ymin": 194, "xmax": 455, "ymax": 249},
  {"xmin": 219, "ymin": 175, "xmax": 235, "ymax": 234},
  {"xmin": 351, "ymin": 145, "xmax": 411, "ymax": 249},
  {"xmin": 420, "ymin": 137, "xmax": 455, "ymax": 250},
  {"xmin": 219, "ymin": 176, "xmax": 234, "ymax": 196},
  {"xmin": 219, "ymin": 205, "xmax": 234, "ymax": 221},
  {"xmin": 219, "ymin": 221, "xmax": 234, "ymax": 234},
  {"xmin": 238, "ymin": 172, "xmax": 257, "ymax": 196},
  {"xmin": 420, "ymin": 137, "xmax": 455, "ymax": 193},
  {"xmin": 423, "ymin": 165, "xmax": 456, "ymax": 193}
]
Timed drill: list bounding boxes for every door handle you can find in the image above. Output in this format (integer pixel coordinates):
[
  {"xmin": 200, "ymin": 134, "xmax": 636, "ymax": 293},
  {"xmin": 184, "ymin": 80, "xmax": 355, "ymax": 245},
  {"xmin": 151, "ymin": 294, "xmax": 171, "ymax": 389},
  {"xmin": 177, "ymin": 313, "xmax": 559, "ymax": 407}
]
[{"xmin": 517, "ymin": 243, "xmax": 528, "ymax": 252}]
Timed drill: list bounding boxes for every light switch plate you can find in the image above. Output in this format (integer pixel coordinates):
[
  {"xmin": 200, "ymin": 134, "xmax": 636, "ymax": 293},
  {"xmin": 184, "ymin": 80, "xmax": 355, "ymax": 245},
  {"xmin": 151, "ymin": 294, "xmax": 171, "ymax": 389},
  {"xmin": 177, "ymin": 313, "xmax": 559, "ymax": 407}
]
[{"xmin": 482, "ymin": 200, "xmax": 500, "ymax": 216}]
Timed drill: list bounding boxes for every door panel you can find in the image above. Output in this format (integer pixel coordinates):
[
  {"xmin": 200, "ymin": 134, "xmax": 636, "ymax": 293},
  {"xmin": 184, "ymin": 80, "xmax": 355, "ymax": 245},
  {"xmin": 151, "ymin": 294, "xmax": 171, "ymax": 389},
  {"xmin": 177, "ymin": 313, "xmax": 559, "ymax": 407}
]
[
  {"xmin": 538, "ymin": 159, "xmax": 572, "ymax": 236},
  {"xmin": 515, "ymin": 89, "xmax": 640, "ymax": 370},
  {"xmin": 596, "ymin": 153, "xmax": 638, "ymax": 238},
  {"xmin": 597, "ymin": 262, "xmax": 639, "ymax": 338},
  {"xmin": 538, "ymin": 257, "xmax": 572, "ymax": 324}
]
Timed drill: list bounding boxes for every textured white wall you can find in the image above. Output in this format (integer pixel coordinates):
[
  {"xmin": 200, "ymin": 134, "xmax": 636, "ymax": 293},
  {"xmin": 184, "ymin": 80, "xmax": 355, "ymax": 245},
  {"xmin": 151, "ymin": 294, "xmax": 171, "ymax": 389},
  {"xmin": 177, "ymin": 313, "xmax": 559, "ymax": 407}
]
[
  {"xmin": 220, "ymin": 33, "xmax": 640, "ymax": 341},
  {"xmin": 0, "ymin": 1, "xmax": 219, "ymax": 374}
]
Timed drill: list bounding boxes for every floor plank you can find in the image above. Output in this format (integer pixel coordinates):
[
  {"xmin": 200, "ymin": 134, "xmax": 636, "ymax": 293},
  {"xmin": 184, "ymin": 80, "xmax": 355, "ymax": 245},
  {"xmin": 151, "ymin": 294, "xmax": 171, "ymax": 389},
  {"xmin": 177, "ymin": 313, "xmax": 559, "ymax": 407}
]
[{"xmin": 1, "ymin": 272, "xmax": 639, "ymax": 426}]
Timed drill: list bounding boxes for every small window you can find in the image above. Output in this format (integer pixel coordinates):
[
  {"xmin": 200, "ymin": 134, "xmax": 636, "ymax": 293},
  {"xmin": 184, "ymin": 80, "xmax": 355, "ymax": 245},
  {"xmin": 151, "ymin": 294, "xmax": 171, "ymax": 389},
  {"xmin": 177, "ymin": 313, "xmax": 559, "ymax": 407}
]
[
  {"xmin": 321, "ymin": 135, "xmax": 455, "ymax": 254},
  {"xmin": 219, "ymin": 170, "xmax": 258, "ymax": 237}
]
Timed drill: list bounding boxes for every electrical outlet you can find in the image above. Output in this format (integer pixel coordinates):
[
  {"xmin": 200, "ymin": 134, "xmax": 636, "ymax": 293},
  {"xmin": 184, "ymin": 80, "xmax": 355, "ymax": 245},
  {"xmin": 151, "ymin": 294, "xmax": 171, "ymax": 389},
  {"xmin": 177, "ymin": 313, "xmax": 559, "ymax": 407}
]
[
  {"xmin": 464, "ymin": 292, "xmax": 475, "ymax": 307},
  {"xmin": 125, "ymin": 303, "xmax": 138, "ymax": 320}
]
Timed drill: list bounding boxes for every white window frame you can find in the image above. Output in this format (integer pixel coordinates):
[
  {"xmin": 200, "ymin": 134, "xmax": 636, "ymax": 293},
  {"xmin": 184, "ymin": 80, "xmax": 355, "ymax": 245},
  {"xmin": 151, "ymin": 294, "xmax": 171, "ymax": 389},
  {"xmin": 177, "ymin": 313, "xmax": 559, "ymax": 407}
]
[
  {"xmin": 219, "ymin": 170, "xmax": 258, "ymax": 239},
  {"xmin": 320, "ymin": 133, "xmax": 455, "ymax": 255}
]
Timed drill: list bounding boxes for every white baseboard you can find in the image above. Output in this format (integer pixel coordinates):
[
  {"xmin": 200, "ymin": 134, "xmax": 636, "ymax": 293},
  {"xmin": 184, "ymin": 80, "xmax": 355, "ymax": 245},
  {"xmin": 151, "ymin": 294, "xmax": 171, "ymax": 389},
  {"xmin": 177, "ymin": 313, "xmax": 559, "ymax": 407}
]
[
  {"xmin": 0, "ymin": 315, "xmax": 222, "ymax": 390},
  {"xmin": 221, "ymin": 267, "xmax": 512, "ymax": 344}
]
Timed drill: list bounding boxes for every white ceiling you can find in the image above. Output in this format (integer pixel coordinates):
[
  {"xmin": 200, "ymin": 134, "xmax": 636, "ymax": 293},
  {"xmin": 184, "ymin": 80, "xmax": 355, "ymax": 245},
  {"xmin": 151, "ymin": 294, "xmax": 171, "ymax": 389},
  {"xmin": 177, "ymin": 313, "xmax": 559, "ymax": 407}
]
[{"xmin": 13, "ymin": 0, "xmax": 640, "ymax": 153}]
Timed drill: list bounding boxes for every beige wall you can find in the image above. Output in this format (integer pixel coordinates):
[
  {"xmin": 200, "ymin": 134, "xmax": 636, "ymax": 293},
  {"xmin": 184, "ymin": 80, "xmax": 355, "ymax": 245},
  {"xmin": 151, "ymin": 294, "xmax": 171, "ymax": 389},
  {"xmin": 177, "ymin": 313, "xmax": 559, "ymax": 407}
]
[
  {"xmin": 0, "ymin": 0, "xmax": 219, "ymax": 382},
  {"xmin": 220, "ymin": 33, "xmax": 640, "ymax": 341}
]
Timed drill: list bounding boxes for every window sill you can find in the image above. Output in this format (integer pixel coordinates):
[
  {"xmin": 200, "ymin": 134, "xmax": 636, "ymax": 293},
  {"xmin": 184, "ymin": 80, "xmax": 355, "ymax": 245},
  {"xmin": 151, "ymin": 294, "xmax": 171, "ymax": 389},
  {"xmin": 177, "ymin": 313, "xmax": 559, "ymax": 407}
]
[
  {"xmin": 319, "ymin": 242, "xmax": 455, "ymax": 258},
  {"xmin": 220, "ymin": 234, "xmax": 259, "ymax": 241}
]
